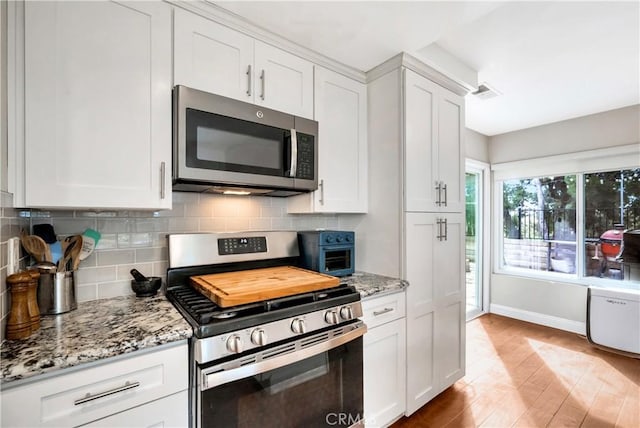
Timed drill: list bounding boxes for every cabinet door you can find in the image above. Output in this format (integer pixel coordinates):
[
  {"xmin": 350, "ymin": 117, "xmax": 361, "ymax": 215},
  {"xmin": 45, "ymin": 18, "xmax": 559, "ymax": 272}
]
[
  {"xmin": 287, "ymin": 67, "xmax": 367, "ymax": 213},
  {"xmin": 174, "ymin": 8, "xmax": 253, "ymax": 101},
  {"xmin": 433, "ymin": 213, "xmax": 465, "ymax": 391},
  {"xmin": 404, "ymin": 70, "xmax": 438, "ymax": 212},
  {"xmin": 404, "ymin": 212, "xmax": 437, "ymax": 414},
  {"xmin": 81, "ymin": 390, "xmax": 188, "ymax": 427},
  {"xmin": 437, "ymin": 92, "xmax": 464, "ymax": 213},
  {"xmin": 404, "ymin": 212, "xmax": 465, "ymax": 413},
  {"xmin": 364, "ymin": 318, "xmax": 406, "ymax": 428},
  {"xmin": 24, "ymin": 1, "xmax": 171, "ymax": 209},
  {"xmin": 254, "ymin": 41, "xmax": 314, "ymax": 119}
]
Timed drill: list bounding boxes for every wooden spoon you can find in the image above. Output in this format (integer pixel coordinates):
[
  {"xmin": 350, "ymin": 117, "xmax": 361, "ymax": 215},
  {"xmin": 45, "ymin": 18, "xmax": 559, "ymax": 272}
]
[
  {"xmin": 20, "ymin": 231, "xmax": 51, "ymax": 262},
  {"xmin": 58, "ymin": 235, "xmax": 83, "ymax": 272},
  {"xmin": 70, "ymin": 235, "xmax": 83, "ymax": 271}
]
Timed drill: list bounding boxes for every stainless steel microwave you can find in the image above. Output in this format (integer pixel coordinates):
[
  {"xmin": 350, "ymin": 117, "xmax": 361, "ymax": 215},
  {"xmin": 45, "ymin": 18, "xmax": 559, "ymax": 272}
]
[{"xmin": 173, "ymin": 85, "xmax": 318, "ymax": 196}]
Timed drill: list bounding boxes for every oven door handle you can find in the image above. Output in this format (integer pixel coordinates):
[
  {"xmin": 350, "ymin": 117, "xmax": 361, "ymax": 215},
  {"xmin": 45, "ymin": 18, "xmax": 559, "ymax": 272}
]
[{"xmin": 201, "ymin": 323, "xmax": 367, "ymax": 391}]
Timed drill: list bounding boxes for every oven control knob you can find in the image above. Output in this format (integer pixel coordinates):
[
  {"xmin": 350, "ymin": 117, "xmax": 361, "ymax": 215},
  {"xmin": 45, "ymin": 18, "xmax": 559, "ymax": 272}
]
[
  {"xmin": 340, "ymin": 306, "xmax": 354, "ymax": 320},
  {"xmin": 291, "ymin": 318, "xmax": 306, "ymax": 334},
  {"xmin": 325, "ymin": 236, "xmax": 335, "ymax": 244},
  {"xmin": 336, "ymin": 235, "xmax": 344, "ymax": 243},
  {"xmin": 226, "ymin": 334, "xmax": 243, "ymax": 354},
  {"xmin": 250, "ymin": 329, "xmax": 268, "ymax": 346},
  {"xmin": 345, "ymin": 235, "xmax": 353, "ymax": 243},
  {"xmin": 325, "ymin": 310, "xmax": 339, "ymax": 325}
]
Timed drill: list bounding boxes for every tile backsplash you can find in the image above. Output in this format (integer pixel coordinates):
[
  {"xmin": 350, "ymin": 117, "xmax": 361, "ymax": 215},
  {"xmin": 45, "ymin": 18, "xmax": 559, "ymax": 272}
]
[{"xmin": 21, "ymin": 192, "xmax": 364, "ymax": 303}]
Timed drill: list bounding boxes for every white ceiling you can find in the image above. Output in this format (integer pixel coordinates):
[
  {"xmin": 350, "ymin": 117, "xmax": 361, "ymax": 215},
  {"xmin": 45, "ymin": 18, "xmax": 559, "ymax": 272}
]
[{"xmin": 216, "ymin": 1, "xmax": 640, "ymax": 136}]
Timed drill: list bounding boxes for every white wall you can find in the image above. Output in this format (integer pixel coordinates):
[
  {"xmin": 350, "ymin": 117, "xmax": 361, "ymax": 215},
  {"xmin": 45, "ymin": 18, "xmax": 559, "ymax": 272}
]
[
  {"xmin": 465, "ymin": 128, "xmax": 489, "ymax": 163},
  {"xmin": 355, "ymin": 69, "xmax": 403, "ymax": 277},
  {"xmin": 490, "ymin": 104, "xmax": 640, "ymax": 164},
  {"xmin": 488, "ymin": 104, "xmax": 640, "ymax": 333}
]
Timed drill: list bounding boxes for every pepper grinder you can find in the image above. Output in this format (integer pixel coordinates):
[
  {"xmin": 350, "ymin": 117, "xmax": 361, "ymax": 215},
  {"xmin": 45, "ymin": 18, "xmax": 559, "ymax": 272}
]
[
  {"xmin": 6, "ymin": 272, "xmax": 33, "ymax": 340},
  {"xmin": 26, "ymin": 270, "xmax": 41, "ymax": 331}
]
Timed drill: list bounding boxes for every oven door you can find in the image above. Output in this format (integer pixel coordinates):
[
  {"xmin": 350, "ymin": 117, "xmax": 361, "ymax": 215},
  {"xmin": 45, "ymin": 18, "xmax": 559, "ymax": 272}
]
[
  {"xmin": 197, "ymin": 322, "xmax": 366, "ymax": 428},
  {"xmin": 321, "ymin": 245, "xmax": 355, "ymax": 277}
]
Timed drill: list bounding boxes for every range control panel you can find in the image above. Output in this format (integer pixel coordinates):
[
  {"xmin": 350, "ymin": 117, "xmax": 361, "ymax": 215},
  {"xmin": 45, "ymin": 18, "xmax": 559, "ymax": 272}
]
[{"xmin": 218, "ymin": 236, "xmax": 267, "ymax": 255}]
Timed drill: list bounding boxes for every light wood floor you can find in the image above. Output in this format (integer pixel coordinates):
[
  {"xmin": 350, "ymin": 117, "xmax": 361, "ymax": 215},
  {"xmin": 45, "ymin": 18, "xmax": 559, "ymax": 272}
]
[{"xmin": 392, "ymin": 314, "xmax": 640, "ymax": 428}]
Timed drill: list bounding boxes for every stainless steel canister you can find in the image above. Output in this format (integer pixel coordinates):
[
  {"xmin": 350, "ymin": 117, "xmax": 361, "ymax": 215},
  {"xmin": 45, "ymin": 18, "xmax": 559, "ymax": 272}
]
[{"xmin": 36, "ymin": 270, "xmax": 77, "ymax": 315}]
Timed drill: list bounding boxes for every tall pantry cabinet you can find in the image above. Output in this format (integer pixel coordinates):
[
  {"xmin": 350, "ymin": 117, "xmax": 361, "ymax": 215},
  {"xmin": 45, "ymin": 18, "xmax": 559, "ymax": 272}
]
[{"xmin": 359, "ymin": 56, "xmax": 466, "ymax": 418}]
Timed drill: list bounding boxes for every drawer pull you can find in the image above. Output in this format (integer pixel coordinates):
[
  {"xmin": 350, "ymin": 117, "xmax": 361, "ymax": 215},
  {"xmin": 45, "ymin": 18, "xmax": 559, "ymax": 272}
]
[
  {"xmin": 373, "ymin": 307, "xmax": 394, "ymax": 316},
  {"xmin": 74, "ymin": 381, "xmax": 140, "ymax": 405}
]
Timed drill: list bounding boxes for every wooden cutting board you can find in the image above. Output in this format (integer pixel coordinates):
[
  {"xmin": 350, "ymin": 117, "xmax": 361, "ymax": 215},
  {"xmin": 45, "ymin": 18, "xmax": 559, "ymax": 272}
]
[{"xmin": 190, "ymin": 266, "xmax": 340, "ymax": 307}]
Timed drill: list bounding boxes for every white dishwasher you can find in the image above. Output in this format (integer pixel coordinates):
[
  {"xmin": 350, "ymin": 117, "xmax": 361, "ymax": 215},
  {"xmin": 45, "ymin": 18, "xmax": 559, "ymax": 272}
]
[{"xmin": 587, "ymin": 285, "xmax": 640, "ymax": 355}]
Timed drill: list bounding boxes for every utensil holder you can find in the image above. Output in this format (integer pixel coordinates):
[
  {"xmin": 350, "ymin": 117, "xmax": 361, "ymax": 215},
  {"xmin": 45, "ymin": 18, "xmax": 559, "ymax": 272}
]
[{"xmin": 37, "ymin": 271, "xmax": 77, "ymax": 315}]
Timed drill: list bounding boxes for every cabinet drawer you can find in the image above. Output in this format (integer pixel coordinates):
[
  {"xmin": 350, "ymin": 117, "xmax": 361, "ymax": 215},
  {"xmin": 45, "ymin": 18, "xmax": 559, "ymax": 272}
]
[
  {"xmin": 81, "ymin": 390, "xmax": 188, "ymax": 427},
  {"xmin": 362, "ymin": 292, "xmax": 406, "ymax": 329},
  {"xmin": 1, "ymin": 342, "xmax": 187, "ymax": 428}
]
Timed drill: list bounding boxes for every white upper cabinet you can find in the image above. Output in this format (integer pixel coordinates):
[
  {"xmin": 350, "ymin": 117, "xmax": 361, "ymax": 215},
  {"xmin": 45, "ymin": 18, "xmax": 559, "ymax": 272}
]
[
  {"xmin": 404, "ymin": 69, "xmax": 464, "ymax": 213},
  {"xmin": 253, "ymin": 41, "xmax": 314, "ymax": 118},
  {"xmin": 22, "ymin": 0, "xmax": 172, "ymax": 209},
  {"xmin": 288, "ymin": 66, "xmax": 368, "ymax": 213},
  {"xmin": 173, "ymin": 9, "xmax": 313, "ymax": 119},
  {"xmin": 173, "ymin": 8, "xmax": 253, "ymax": 101}
]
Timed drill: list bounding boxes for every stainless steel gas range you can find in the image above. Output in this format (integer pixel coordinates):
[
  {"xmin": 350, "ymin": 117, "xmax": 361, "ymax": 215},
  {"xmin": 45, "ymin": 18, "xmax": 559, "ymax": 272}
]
[{"xmin": 166, "ymin": 231, "xmax": 366, "ymax": 428}]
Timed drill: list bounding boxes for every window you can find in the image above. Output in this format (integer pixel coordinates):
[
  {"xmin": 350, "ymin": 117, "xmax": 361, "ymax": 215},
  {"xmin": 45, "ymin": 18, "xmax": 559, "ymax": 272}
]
[
  {"xmin": 584, "ymin": 168, "xmax": 640, "ymax": 280},
  {"xmin": 502, "ymin": 175, "xmax": 577, "ymax": 274},
  {"xmin": 499, "ymin": 167, "xmax": 640, "ymax": 282}
]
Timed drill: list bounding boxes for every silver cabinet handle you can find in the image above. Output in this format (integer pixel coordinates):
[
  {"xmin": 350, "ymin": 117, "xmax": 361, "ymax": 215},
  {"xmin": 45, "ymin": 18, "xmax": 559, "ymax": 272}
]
[
  {"xmin": 435, "ymin": 181, "xmax": 442, "ymax": 206},
  {"xmin": 289, "ymin": 129, "xmax": 298, "ymax": 177},
  {"xmin": 160, "ymin": 162, "xmax": 166, "ymax": 199},
  {"xmin": 319, "ymin": 179, "xmax": 325, "ymax": 205},
  {"xmin": 74, "ymin": 381, "xmax": 140, "ymax": 405},
  {"xmin": 436, "ymin": 218, "xmax": 444, "ymax": 241},
  {"xmin": 373, "ymin": 307, "xmax": 394, "ymax": 316},
  {"xmin": 443, "ymin": 218, "xmax": 448, "ymax": 241},
  {"xmin": 442, "ymin": 182, "xmax": 447, "ymax": 207},
  {"xmin": 260, "ymin": 69, "xmax": 265, "ymax": 100},
  {"xmin": 246, "ymin": 64, "xmax": 252, "ymax": 97}
]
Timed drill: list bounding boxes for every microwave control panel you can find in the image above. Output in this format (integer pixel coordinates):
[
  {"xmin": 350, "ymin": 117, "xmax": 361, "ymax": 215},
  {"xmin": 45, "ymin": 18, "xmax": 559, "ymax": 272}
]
[{"xmin": 296, "ymin": 134, "xmax": 315, "ymax": 180}]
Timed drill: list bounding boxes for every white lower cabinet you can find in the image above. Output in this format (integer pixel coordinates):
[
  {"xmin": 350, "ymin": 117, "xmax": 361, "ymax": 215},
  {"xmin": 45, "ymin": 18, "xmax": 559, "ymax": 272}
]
[
  {"xmin": 0, "ymin": 341, "xmax": 188, "ymax": 428},
  {"xmin": 362, "ymin": 292, "xmax": 406, "ymax": 427}
]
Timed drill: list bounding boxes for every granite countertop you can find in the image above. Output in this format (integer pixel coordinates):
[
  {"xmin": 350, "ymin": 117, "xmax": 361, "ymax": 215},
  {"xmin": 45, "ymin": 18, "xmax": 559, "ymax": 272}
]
[
  {"xmin": 1, "ymin": 272, "xmax": 403, "ymax": 386},
  {"xmin": 342, "ymin": 271, "xmax": 409, "ymax": 300},
  {"xmin": 1, "ymin": 294, "xmax": 192, "ymax": 386}
]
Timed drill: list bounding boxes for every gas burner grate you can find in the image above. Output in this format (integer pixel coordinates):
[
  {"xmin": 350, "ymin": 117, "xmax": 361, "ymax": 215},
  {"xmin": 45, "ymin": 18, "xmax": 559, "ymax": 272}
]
[
  {"xmin": 166, "ymin": 282, "xmax": 360, "ymax": 338},
  {"xmin": 170, "ymin": 286, "xmax": 266, "ymax": 324}
]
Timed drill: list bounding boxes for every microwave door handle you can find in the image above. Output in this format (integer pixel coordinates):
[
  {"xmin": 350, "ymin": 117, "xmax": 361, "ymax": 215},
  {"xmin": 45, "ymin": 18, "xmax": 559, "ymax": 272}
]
[{"xmin": 289, "ymin": 129, "xmax": 298, "ymax": 177}]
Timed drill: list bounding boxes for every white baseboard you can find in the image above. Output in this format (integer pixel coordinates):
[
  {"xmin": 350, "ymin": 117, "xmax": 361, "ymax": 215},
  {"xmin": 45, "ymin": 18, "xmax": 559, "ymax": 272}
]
[{"xmin": 489, "ymin": 304, "xmax": 586, "ymax": 335}]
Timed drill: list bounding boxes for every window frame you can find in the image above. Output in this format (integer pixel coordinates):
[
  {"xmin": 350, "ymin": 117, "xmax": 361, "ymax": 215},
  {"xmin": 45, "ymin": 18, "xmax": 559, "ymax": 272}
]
[{"xmin": 492, "ymin": 144, "xmax": 640, "ymax": 287}]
